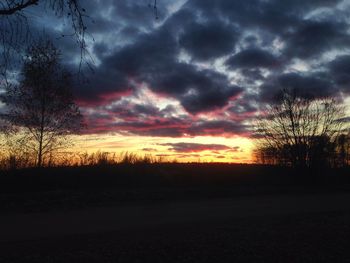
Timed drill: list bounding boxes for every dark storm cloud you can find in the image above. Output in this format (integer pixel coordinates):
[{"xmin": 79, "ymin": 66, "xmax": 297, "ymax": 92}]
[
  {"xmin": 260, "ymin": 72, "xmax": 337, "ymax": 102},
  {"xmin": 186, "ymin": 0, "xmax": 341, "ymax": 34},
  {"xmin": 227, "ymin": 99, "xmax": 258, "ymax": 116},
  {"xmin": 83, "ymin": 23, "xmax": 240, "ymax": 113},
  {"xmin": 105, "ymin": 102, "xmax": 172, "ymax": 120},
  {"xmin": 93, "ymin": 42, "xmax": 110, "ymax": 59},
  {"xmin": 84, "ymin": 103, "xmax": 251, "ymax": 137},
  {"xmin": 285, "ymin": 20, "xmax": 350, "ymax": 59},
  {"xmin": 226, "ymin": 48, "xmax": 280, "ymax": 69},
  {"xmin": 123, "ymin": 119, "xmax": 249, "ymax": 137},
  {"xmin": 239, "ymin": 69, "xmax": 266, "ymax": 84},
  {"xmin": 24, "ymin": 0, "xmax": 349, "ymax": 138},
  {"xmin": 160, "ymin": 142, "xmax": 231, "ymax": 152},
  {"xmin": 133, "ymin": 104, "xmax": 160, "ymax": 116},
  {"xmin": 181, "ymin": 83, "xmax": 242, "ymax": 114},
  {"xmin": 82, "ymin": 0, "xmax": 165, "ymax": 33},
  {"xmin": 149, "ymin": 66, "xmax": 242, "ymax": 113},
  {"xmin": 111, "ymin": 118, "xmax": 189, "ymax": 137},
  {"xmin": 78, "ymin": 0, "xmax": 348, "ymax": 104},
  {"xmin": 74, "ymin": 69, "xmax": 130, "ymax": 105},
  {"xmin": 328, "ymin": 55, "xmax": 350, "ymax": 93},
  {"xmin": 189, "ymin": 120, "xmax": 250, "ymax": 136},
  {"xmin": 145, "ymin": 63, "xmax": 203, "ymax": 96},
  {"xmin": 179, "ymin": 21, "xmax": 238, "ymax": 61},
  {"xmin": 75, "ymin": 26, "xmax": 178, "ymax": 103},
  {"xmin": 102, "ymin": 27, "xmax": 178, "ymax": 77}
]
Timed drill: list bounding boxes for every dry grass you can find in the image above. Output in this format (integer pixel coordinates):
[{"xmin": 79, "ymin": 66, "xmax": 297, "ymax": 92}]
[{"xmin": 0, "ymin": 151, "xmax": 177, "ymax": 170}]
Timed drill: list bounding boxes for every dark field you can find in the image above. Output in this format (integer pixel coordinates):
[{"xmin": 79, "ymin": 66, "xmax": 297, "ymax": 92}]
[{"xmin": 1, "ymin": 164, "xmax": 350, "ymax": 262}]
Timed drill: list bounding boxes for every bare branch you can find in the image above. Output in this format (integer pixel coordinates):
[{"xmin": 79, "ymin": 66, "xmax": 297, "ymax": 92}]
[{"xmin": 0, "ymin": 0, "xmax": 39, "ymax": 15}]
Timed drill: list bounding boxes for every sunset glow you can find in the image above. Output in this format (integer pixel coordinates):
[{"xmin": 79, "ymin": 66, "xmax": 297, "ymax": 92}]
[
  {"xmin": 73, "ymin": 134, "xmax": 254, "ymax": 163},
  {"xmin": 1, "ymin": 0, "xmax": 350, "ymax": 163}
]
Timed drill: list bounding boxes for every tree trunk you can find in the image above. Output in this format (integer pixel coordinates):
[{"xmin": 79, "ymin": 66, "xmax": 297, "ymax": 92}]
[
  {"xmin": 37, "ymin": 131, "xmax": 43, "ymax": 168},
  {"xmin": 37, "ymin": 95, "xmax": 45, "ymax": 168}
]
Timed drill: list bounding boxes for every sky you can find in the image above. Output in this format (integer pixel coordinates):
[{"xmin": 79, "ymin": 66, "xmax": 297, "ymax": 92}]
[{"xmin": 3, "ymin": 0, "xmax": 350, "ymax": 162}]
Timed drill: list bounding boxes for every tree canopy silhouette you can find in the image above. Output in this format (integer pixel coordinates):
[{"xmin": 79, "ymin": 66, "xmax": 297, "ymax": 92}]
[
  {"xmin": 1, "ymin": 40, "xmax": 82, "ymax": 167},
  {"xmin": 254, "ymin": 89, "xmax": 349, "ymax": 169}
]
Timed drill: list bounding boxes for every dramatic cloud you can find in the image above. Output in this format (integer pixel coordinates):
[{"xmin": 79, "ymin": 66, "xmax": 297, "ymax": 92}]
[
  {"xmin": 188, "ymin": 120, "xmax": 250, "ymax": 136},
  {"xmin": 179, "ymin": 71, "xmax": 243, "ymax": 113},
  {"xmin": 328, "ymin": 55, "xmax": 350, "ymax": 93},
  {"xmin": 226, "ymin": 48, "xmax": 279, "ymax": 69},
  {"xmin": 285, "ymin": 20, "xmax": 350, "ymax": 59},
  {"xmin": 179, "ymin": 21, "xmax": 238, "ymax": 61},
  {"xmin": 260, "ymin": 72, "xmax": 337, "ymax": 102},
  {"xmin": 75, "ymin": 0, "xmax": 349, "ymax": 113},
  {"xmin": 160, "ymin": 143, "xmax": 231, "ymax": 152},
  {"xmin": 4, "ymin": 0, "xmax": 350, "ymax": 142}
]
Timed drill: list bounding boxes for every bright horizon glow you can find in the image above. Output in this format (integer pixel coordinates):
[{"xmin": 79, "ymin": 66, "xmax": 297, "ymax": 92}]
[{"xmin": 72, "ymin": 134, "xmax": 254, "ymax": 163}]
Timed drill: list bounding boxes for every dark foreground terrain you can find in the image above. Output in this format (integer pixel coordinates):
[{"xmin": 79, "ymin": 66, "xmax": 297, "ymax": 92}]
[{"xmin": 1, "ymin": 164, "xmax": 350, "ymax": 262}]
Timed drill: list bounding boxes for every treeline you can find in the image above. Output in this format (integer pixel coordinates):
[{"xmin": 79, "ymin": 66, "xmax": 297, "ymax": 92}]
[
  {"xmin": 0, "ymin": 151, "xmax": 178, "ymax": 171},
  {"xmin": 254, "ymin": 135, "xmax": 350, "ymax": 168},
  {"xmin": 254, "ymin": 89, "xmax": 350, "ymax": 169}
]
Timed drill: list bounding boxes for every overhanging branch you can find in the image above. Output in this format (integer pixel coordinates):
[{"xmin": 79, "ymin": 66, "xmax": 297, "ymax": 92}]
[{"xmin": 0, "ymin": 0, "xmax": 39, "ymax": 16}]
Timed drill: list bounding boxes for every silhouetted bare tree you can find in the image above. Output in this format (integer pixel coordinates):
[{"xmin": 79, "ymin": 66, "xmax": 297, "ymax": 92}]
[
  {"xmin": 1, "ymin": 40, "xmax": 82, "ymax": 167},
  {"xmin": 255, "ymin": 89, "xmax": 347, "ymax": 169}
]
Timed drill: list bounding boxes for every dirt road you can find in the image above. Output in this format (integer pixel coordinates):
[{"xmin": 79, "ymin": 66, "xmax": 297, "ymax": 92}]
[{"xmin": 1, "ymin": 193, "xmax": 350, "ymax": 262}]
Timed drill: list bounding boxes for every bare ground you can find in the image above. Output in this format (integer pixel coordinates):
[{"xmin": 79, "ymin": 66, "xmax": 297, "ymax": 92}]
[{"xmin": 1, "ymin": 192, "xmax": 350, "ymax": 262}]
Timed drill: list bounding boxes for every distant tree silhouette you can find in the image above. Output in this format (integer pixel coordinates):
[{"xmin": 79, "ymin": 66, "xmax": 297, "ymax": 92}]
[
  {"xmin": 334, "ymin": 133, "xmax": 350, "ymax": 167},
  {"xmin": 0, "ymin": 119, "xmax": 8, "ymax": 161},
  {"xmin": 1, "ymin": 40, "xmax": 82, "ymax": 167},
  {"xmin": 255, "ymin": 89, "xmax": 348, "ymax": 169}
]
